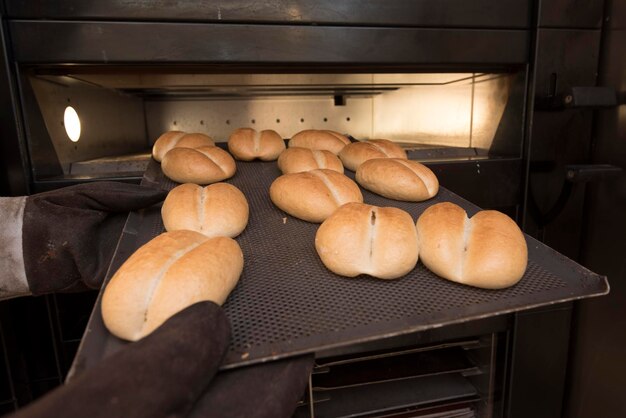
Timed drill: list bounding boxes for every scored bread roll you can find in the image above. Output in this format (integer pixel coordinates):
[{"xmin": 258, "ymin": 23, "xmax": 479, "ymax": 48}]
[
  {"xmin": 102, "ymin": 230, "xmax": 244, "ymax": 341},
  {"xmin": 315, "ymin": 202, "xmax": 419, "ymax": 280},
  {"xmin": 228, "ymin": 128, "xmax": 286, "ymax": 161},
  {"xmin": 356, "ymin": 158, "xmax": 439, "ymax": 201},
  {"xmin": 162, "ymin": 183, "xmax": 249, "ymax": 238},
  {"xmin": 161, "ymin": 146, "xmax": 236, "ymax": 184},
  {"xmin": 339, "ymin": 139, "xmax": 407, "ymax": 171},
  {"xmin": 152, "ymin": 131, "xmax": 215, "ymax": 162},
  {"xmin": 288, "ymin": 130, "xmax": 351, "ymax": 155},
  {"xmin": 416, "ymin": 202, "xmax": 528, "ymax": 289},
  {"xmin": 269, "ymin": 169, "xmax": 363, "ymax": 223},
  {"xmin": 277, "ymin": 147, "xmax": 344, "ymax": 174}
]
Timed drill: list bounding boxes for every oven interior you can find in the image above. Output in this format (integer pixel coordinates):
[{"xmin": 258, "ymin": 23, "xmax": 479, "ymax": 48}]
[{"xmin": 21, "ymin": 68, "xmax": 525, "ymax": 185}]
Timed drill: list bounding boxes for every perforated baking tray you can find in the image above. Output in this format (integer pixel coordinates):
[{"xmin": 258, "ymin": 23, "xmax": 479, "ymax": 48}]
[{"xmin": 69, "ymin": 158, "xmax": 608, "ymax": 377}]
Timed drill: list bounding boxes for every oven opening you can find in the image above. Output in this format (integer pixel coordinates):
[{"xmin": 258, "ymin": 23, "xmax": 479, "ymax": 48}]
[{"xmin": 22, "ymin": 68, "xmax": 525, "ymax": 184}]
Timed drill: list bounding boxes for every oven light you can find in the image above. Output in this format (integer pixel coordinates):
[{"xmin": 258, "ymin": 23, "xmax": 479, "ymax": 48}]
[{"xmin": 64, "ymin": 106, "xmax": 81, "ymax": 142}]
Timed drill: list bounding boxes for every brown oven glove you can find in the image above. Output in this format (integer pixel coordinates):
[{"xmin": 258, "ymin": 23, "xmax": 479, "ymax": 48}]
[
  {"xmin": 9, "ymin": 301, "xmax": 314, "ymax": 418},
  {"xmin": 10, "ymin": 301, "xmax": 230, "ymax": 418},
  {"xmin": 0, "ymin": 181, "xmax": 167, "ymax": 298}
]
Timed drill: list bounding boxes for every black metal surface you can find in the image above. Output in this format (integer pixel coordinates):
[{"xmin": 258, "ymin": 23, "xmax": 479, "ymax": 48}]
[
  {"xmin": 565, "ymin": 1, "xmax": 626, "ymax": 416},
  {"xmin": 9, "ymin": 22, "xmax": 529, "ymax": 66},
  {"xmin": 5, "ymin": 0, "xmax": 531, "ymax": 28},
  {"xmin": 0, "ymin": 12, "xmax": 29, "ymax": 195},
  {"xmin": 539, "ymin": 0, "xmax": 604, "ymax": 28},
  {"xmin": 69, "ymin": 158, "xmax": 608, "ymax": 377}
]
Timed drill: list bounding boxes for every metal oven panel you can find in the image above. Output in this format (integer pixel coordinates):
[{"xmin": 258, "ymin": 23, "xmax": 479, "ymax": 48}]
[{"xmin": 69, "ymin": 157, "xmax": 608, "ymax": 378}]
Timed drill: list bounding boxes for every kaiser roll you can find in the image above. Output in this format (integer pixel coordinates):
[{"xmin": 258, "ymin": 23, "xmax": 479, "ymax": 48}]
[
  {"xmin": 269, "ymin": 169, "xmax": 363, "ymax": 223},
  {"xmin": 338, "ymin": 139, "xmax": 407, "ymax": 171},
  {"xmin": 228, "ymin": 128, "xmax": 286, "ymax": 161},
  {"xmin": 162, "ymin": 183, "xmax": 249, "ymax": 238},
  {"xmin": 315, "ymin": 202, "xmax": 419, "ymax": 280},
  {"xmin": 277, "ymin": 147, "xmax": 344, "ymax": 174},
  {"xmin": 288, "ymin": 130, "xmax": 351, "ymax": 155},
  {"xmin": 161, "ymin": 146, "xmax": 237, "ymax": 184},
  {"xmin": 102, "ymin": 230, "xmax": 244, "ymax": 341},
  {"xmin": 356, "ymin": 158, "xmax": 439, "ymax": 201},
  {"xmin": 416, "ymin": 202, "xmax": 527, "ymax": 289},
  {"xmin": 152, "ymin": 131, "xmax": 215, "ymax": 162}
]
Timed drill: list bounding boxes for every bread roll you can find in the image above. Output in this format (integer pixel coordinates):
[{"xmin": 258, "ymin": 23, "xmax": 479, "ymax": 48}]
[
  {"xmin": 288, "ymin": 130, "xmax": 351, "ymax": 155},
  {"xmin": 228, "ymin": 128, "xmax": 286, "ymax": 161},
  {"xmin": 162, "ymin": 183, "xmax": 249, "ymax": 238},
  {"xmin": 356, "ymin": 158, "xmax": 439, "ymax": 201},
  {"xmin": 416, "ymin": 202, "xmax": 527, "ymax": 289},
  {"xmin": 315, "ymin": 202, "xmax": 419, "ymax": 279},
  {"xmin": 339, "ymin": 139, "xmax": 407, "ymax": 171},
  {"xmin": 152, "ymin": 131, "xmax": 215, "ymax": 162},
  {"xmin": 277, "ymin": 147, "xmax": 344, "ymax": 174},
  {"xmin": 269, "ymin": 169, "xmax": 363, "ymax": 223},
  {"xmin": 102, "ymin": 230, "xmax": 243, "ymax": 341},
  {"xmin": 161, "ymin": 146, "xmax": 236, "ymax": 184}
]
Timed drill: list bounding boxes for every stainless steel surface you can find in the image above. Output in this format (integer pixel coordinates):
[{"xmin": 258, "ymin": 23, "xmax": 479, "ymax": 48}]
[
  {"xmin": 28, "ymin": 75, "xmax": 147, "ymax": 174},
  {"xmin": 69, "ymin": 158, "xmax": 607, "ymax": 380}
]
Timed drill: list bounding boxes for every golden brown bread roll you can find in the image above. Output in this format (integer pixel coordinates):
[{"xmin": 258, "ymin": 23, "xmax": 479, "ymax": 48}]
[
  {"xmin": 277, "ymin": 147, "xmax": 344, "ymax": 174},
  {"xmin": 102, "ymin": 230, "xmax": 244, "ymax": 341},
  {"xmin": 161, "ymin": 183, "xmax": 249, "ymax": 238},
  {"xmin": 152, "ymin": 131, "xmax": 215, "ymax": 162},
  {"xmin": 161, "ymin": 146, "xmax": 236, "ymax": 184},
  {"xmin": 288, "ymin": 130, "xmax": 351, "ymax": 155},
  {"xmin": 356, "ymin": 158, "xmax": 439, "ymax": 201},
  {"xmin": 315, "ymin": 202, "xmax": 419, "ymax": 279},
  {"xmin": 416, "ymin": 202, "xmax": 527, "ymax": 289},
  {"xmin": 227, "ymin": 128, "xmax": 286, "ymax": 161},
  {"xmin": 269, "ymin": 169, "xmax": 363, "ymax": 223},
  {"xmin": 338, "ymin": 139, "xmax": 407, "ymax": 171}
]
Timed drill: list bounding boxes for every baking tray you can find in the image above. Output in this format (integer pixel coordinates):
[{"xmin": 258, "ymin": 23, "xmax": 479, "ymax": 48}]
[{"xmin": 69, "ymin": 157, "xmax": 608, "ymax": 378}]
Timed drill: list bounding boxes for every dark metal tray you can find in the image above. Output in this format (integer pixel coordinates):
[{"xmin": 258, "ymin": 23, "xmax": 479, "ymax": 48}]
[{"xmin": 69, "ymin": 158, "xmax": 608, "ymax": 377}]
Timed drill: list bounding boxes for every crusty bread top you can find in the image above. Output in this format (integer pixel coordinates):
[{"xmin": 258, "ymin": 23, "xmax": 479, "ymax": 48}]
[
  {"xmin": 277, "ymin": 147, "xmax": 344, "ymax": 174},
  {"xmin": 269, "ymin": 169, "xmax": 363, "ymax": 223},
  {"xmin": 356, "ymin": 158, "xmax": 439, "ymax": 201},
  {"xmin": 339, "ymin": 139, "xmax": 407, "ymax": 171},
  {"xmin": 161, "ymin": 146, "xmax": 237, "ymax": 185},
  {"xmin": 416, "ymin": 202, "xmax": 527, "ymax": 289},
  {"xmin": 101, "ymin": 230, "xmax": 243, "ymax": 341},
  {"xmin": 315, "ymin": 202, "xmax": 419, "ymax": 279},
  {"xmin": 161, "ymin": 182, "xmax": 249, "ymax": 238},
  {"xmin": 152, "ymin": 131, "xmax": 215, "ymax": 162},
  {"xmin": 288, "ymin": 130, "xmax": 351, "ymax": 154},
  {"xmin": 228, "ymin": 128, "xmax": 286, "ymax": 161}
]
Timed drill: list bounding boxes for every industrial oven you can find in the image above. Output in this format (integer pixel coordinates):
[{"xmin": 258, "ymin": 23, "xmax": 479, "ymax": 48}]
[{"xmin": 0, "ymin": 1, "xmax": 623, "ymax": 417}]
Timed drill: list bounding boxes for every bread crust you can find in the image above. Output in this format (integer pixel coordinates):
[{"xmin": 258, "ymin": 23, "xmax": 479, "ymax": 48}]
[
  {"xmin": 102, "ymin": 231, "xmax": 243, "ymax": 341},
  {"xmin": 152, "ymin": 131, "xmax": 215, "ymax": 162},
  {"xmin": 162, "ymin": 183, "xmax": 249, "ymax": 238},
  {"xmin": 161, "ymin": 146, "xmax": 236, "ymax": 184},
  {"xmin": 269, "ymin": 169, "xmax": 363, "ymax": 223},
  {"xmin": 277, "ymin": 147, "xmax": 344, "ymax": 174},
  {"xmin": 416, "ymin": 202, "xmax": 527, "ymax": 289},
  {"xmin": 356, "ymin": 158, "xmax": 439, "ymax": 201},
  {"xmin": 288, "ymin": 130, "xmax": 351, "ymax": 154},
  {"xmin": 339, "ymin": 139, "xmax": 407, "ymax": 172},
  {"xmin": 315, "ymin": 202, "xmax": 419, "ymax": 279},
  {"xmin": 228, "ymin": 128, "xmax": 285, "ymax": 161}
]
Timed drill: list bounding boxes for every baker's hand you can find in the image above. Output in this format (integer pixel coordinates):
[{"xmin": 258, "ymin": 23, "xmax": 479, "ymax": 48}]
[
  {"xmin": 11, "ymin": 302, "xmax": 231, "ymax": 418},
  {"xmin": 0, "ymin": 181, "xmax": 167, "ymax": 299}
]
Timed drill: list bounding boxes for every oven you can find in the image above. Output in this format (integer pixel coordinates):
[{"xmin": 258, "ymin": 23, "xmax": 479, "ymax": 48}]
[{"xmin": 0, "ymin": 1, "xmax": 622, "ymax": 417}]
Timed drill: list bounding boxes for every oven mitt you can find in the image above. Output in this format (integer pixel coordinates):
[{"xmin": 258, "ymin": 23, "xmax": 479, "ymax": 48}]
[
  {"xmin": 188, "ymin": 354, "xmax": 314, "ymax": 418},
  {"xmin": 0, "ymin": 182, "xmax": 167, "ymax": 299},
  {"xmin": 10, "ymin": 301, "xmax": 230, "ymax": 418}
]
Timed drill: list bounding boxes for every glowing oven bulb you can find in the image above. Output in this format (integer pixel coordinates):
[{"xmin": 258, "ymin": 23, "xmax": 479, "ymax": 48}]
[{"xmin": 64, "ymin": 106, "xmax": 81, "ymax": 142}]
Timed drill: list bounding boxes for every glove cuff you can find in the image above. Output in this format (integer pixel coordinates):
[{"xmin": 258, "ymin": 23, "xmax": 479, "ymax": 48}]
[{"xmin": 0, "ymin": 196, "xmax": 31, "ymax": 300}]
